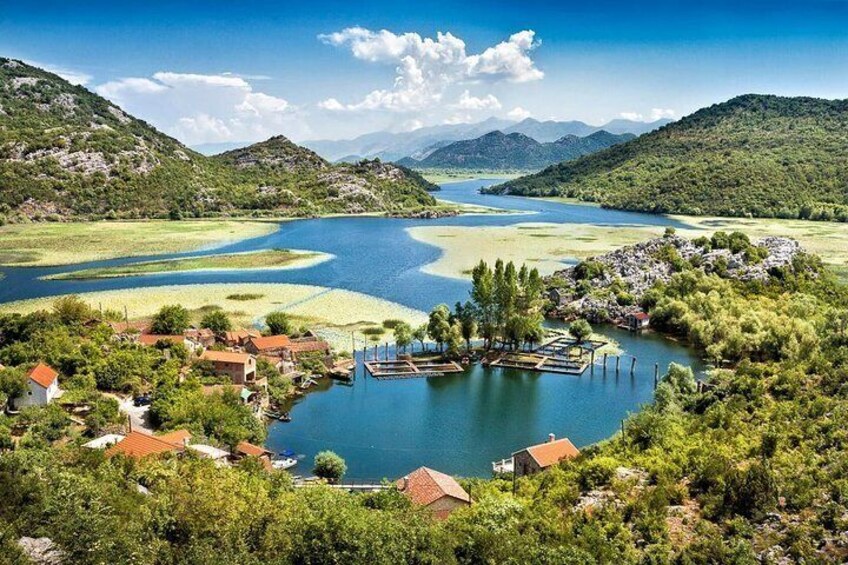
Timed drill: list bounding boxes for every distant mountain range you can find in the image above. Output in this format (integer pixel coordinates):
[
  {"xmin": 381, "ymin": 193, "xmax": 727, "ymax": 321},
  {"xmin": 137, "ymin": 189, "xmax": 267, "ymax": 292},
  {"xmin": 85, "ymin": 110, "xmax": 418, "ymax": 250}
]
[
  {"xmin": 302, "ymin": 117, "xmax": 672, "ymax": 162},
  {"xmin": 0, "ymin": 58, "xmax": 437, "ymax": 221},
  {"xmin": 488, "ymin": 94, "xmax": 848, "ymax": 220},
  {"xmin": 396, "ymin": 130, "xmax": 634, "ymax": 171}
]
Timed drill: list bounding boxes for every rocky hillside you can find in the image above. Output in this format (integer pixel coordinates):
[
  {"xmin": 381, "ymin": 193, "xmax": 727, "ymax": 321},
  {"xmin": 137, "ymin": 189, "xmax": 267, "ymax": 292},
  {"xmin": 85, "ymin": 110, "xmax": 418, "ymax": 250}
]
[
  {"xmin": 548, "ymin": 231, "xmax": 806, "ymax": 322},
  {"xmin": 397, "ymin": 130, "xmax": 633, "ymax": 171},
  {"xmin": 490, "ymin": 94, "xmax": 848, "ymax": 220},
  {"xmin": 0, "ymin": 58, "xmax": 438, "ymax": 221}
]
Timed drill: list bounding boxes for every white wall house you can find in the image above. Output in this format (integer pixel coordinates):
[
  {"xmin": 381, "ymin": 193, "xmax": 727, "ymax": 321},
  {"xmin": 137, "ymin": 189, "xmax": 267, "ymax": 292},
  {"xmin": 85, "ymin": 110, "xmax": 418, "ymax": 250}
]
[{"xmin": 15, "ymin": 363, "xmax": 61, "ymax": 409}]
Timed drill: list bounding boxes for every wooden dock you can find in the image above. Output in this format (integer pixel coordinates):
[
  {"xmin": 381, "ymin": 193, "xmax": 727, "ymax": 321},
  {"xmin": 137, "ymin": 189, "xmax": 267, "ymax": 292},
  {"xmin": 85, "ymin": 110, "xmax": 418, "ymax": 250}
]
[
  {"xmin": 488, "ymin": 336, "xmax": 610, "ymax": 376},
  {"xmin": 364, "ymin": 359, "xmax": 463, "ymax": 379}
]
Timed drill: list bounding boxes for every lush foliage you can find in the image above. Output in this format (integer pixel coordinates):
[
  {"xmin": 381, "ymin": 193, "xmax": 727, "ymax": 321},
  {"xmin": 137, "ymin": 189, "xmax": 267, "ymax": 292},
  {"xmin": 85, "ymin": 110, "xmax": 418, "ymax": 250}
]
[
  {"xmin": 0, "ymin": 59, "xmax": 438, "ymax": 221},
  {"xmin": 492, "ymin": 94, "xmax": 848, "ymax": 220}
]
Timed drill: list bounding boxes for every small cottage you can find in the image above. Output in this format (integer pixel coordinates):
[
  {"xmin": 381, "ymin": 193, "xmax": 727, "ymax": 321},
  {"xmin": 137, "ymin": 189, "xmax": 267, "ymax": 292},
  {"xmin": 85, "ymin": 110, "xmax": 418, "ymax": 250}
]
[
  {"xmin": 512, "ymin": 434, "xmax": 580, "ymax": 478},
  {"xmin": 396, "ymin": 466, "xmax": 471, "ymax": 519},
  {"xmin": 547, "ymin": 288, "xmax": 570, "ymax": 308},
  {"xmin": 184, "ymin": 328, "xmax": 216, "ymax": 348},
  {"xmin": 223, "ymin": 329, "xmax": 262, "ymax": 348},
  {"xmin": 233, "ymin": 441, "xmax": 274, "ymax": 471},
  {"xmin": 15, "ymin": 363, "xmax": 61, "ymax": 409},
  {"xmin": 199, "ymin": 350, "xmax": 257, "ymax": 385},
  {"xmin": 625, "ymin": 311, "xmax": 650, "ymax": 331},
  {"xmin": 105, "ymin": 430, "xmax": 190, "ymax": 459}
]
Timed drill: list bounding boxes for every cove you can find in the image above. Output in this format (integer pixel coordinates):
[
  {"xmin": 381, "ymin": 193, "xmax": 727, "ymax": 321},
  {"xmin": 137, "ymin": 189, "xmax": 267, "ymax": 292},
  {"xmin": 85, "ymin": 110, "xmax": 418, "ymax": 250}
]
[{"xmin": 0, "ymin": 180, "xmax": 705, "ymax": 478}]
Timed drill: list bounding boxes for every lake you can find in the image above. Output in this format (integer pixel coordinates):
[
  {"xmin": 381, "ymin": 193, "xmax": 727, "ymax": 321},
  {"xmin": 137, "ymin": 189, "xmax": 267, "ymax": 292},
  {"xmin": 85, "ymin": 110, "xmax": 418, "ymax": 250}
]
[{"xmin": 0, "ymin": 179, "xmax": 704, "ymax": 478}]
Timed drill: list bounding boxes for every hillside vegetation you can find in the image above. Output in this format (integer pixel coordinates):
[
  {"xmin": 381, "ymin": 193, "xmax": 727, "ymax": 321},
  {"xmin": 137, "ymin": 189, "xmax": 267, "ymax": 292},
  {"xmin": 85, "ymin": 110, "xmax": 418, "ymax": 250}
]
[
  {"xmin": 490, "ymin": 95, "xmax": 848, "ymax": 220},
  {"xmin": 397, "ymin": 130, "xmax": 633, "ymax": 171},
  {"xmin": 0, "ymin": 59, "xmax": 437, "ymax": 222}
]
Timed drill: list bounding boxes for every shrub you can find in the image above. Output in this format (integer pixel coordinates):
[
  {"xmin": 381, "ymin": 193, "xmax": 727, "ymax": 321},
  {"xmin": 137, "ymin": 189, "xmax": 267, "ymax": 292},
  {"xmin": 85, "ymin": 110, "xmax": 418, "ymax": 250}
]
[{"xmin": 313, "ymin": 451, "xmax": 346, "ymax": 482}]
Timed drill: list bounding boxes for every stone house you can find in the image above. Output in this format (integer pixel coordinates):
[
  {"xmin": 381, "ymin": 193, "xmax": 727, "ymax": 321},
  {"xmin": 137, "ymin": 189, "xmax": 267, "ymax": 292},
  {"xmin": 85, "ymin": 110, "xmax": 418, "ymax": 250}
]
[
  {"xmin": 512, "ymin": 434, "xmax": 580, "ymax": 478},
  {"xmin": 396, "ymin": 466, "xmax": 471, "ymax": 519},
  {"xmin": 199, "ymin": 350, "xmax": 257, "ymax": 385},
  {"xmin": 624, "ymin": 311, "xmax": 650, "ymax": 331}
]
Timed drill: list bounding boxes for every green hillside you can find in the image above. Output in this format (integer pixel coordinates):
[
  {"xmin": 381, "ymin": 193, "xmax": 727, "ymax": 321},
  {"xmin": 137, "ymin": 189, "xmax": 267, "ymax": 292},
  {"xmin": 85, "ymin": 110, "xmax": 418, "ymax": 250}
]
[
  {"xmin": 490, "ymin": 95, "xmax": 848, "ymax": 220},
  {"xmin": 397, "ymin": 130, "xmax": 633, "ymax": 171},
  {"xmin": 0, "ymin": 58, "xmax": 437, "ymax": 221}
]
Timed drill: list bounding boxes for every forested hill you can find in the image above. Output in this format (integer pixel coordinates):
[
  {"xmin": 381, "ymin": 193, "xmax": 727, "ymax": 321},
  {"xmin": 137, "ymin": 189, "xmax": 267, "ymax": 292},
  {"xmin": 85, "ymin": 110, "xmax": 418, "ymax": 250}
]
[
  {"xmin": 396, "ymin": 130, "xmax": 633, "ymax": 171},
  {"xmin": 489, "ymin": 94, "xmax": 848, "ymax": 220},
  {"xmin": 0, "ymin": 58, "xmax": 437, "ymax": 221}
]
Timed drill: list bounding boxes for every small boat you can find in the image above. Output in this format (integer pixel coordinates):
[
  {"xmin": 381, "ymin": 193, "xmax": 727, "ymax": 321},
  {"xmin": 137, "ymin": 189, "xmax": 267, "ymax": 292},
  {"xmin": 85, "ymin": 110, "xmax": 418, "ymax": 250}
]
[
  {"xmin": 272, "ymin": 457, "xmax": 298, "ymax": 470},
  {"xmin": 264, "ymin": 410, "xmax": 281, "ymax": 419},
  {"xmin": 278, "ymin": 412, "xmax": 291, "ymax": 422},
  {"xmin": 279, "ymin": 448, "xmax": 296, "ymax": 458}
]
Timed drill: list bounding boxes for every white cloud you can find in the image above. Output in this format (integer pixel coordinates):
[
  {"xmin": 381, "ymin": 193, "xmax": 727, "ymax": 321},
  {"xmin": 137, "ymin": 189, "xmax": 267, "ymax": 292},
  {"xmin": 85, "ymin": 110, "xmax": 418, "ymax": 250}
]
[
  {"xmin": 25, "ymin": 60, "xmax": 92, "ymax": 86},
  {"xmin": 650, "ymin": 108, "xmax": 676, "ymax": 120},
  {"xmin": 318, "ymin": 27, "xmax": 542, "ymax": 113},
  {"xmin": 619, "ymin": 108, "xmax": 676, "ymax": 123},
  {"xmin": 443, "ymin": 113, "xmax": 473, "ymax": 125},
  {"xmin": 94, "ymin": 71, "xmax": 306, "ymax": 145},
  {"xmin": 455, "ymin": 90, "xmax": 501, "ymax": 111},
  {"xmin": 507, "ymin": 106, "xmax": 532, "ymax": 121}
]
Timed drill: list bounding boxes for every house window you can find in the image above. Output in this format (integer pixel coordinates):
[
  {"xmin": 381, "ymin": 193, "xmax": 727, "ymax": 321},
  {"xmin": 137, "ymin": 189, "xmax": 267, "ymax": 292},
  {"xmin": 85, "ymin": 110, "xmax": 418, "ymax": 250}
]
[{"xmin": 28, "ymin": 391, "xmax": 32, "ymax": 396}]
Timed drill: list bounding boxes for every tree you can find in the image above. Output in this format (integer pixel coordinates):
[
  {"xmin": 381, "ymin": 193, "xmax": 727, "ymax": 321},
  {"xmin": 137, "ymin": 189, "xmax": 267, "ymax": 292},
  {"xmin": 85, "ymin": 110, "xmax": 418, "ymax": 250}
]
[
  {"xmin": 393, "ymin": 322, "xmax": 413, "ymax": 353},
  {"xmin": 200, "ymin": 310, "xmax": 232, "ymax": 333},
  {"xmin": 52, "ymin": 295, "xmax": 93, "ymax": 326},
  {"xmin": 265, "ymin": 311, "xmax": 293, "ymax": 335},
  {"xmin": 446, "ymin": 322, "xmax": 464, "ymax": 357},
  {"xmin": 412, "ymin": 325, "xmax": 428, "ymax": 351},
  {"xmin": 454, "ymin": 302, "xmax": 478, "ymax": 352},
  {"xmin": 568, "ymin": 319, "xmax": 593, "ymax": 343},
  {"xmin": 313, "ymin": 450, "xmax": 346, "ymax": 483},
  {"xmin": 0, "ymin": 367, "xmax": 27, "ymax": 407},
  {"xmin": 152, "ymin": 305, "xmax": 190, "ymax": 335},
  {"xmin": 427, "ymin": 304, "xmax": 452, "ymax": 352}
]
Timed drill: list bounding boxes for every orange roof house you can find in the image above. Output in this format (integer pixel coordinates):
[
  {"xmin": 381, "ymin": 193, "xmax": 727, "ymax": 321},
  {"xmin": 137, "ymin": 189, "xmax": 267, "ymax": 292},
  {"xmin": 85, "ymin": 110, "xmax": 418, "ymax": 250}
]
[
  {"xmin": 105, "ymin": 430, "xmax": 191, "ymax": 459},
  {"xmin": 27, "ymin": 363, "xmax": 59, "ymax": 389},
  {"xmin": 396, "ymin": 467, "xmax": 471, "ymax": 519},
  {"xmin": 233, "ymin": 441, "xmax": 273, "ymax": 471},
  {"xmin": 223, "ymin": 329, "xmax": 261, "ymax": 347},
  {"xmin": 14, "ymin": 363, "xmax": 61, "ymax": 409},
  {"xmin": 512, "ymin": 434, "xmax": 580, "ymax": 478},
  {"xmin": 245, "ymin": 335, "xmax": 292, "ymax": 355},
  {"xmin": 199, "ymin": 350, "xmax": 257, "ymax": 385}
]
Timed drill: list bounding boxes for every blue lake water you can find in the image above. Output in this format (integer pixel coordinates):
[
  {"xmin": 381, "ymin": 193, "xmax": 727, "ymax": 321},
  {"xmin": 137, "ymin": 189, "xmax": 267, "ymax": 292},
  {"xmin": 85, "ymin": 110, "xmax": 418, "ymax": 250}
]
[{"xmin": 0, "ymin": 180, "xmax": 703, "ymax": 478}]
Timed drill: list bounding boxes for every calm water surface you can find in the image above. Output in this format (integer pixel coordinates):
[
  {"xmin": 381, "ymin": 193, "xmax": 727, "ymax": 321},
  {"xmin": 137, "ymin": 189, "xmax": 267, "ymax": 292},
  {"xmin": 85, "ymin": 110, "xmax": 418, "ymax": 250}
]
[{"xmin": 0, "ymin": 180, "xmax": 703, "ymax": 478}]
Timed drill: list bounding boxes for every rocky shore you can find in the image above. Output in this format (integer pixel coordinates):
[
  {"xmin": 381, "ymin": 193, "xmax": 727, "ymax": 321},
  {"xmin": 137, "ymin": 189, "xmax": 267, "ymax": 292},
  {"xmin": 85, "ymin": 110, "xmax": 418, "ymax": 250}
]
[{"xmin": 546, "ymin": 232, "xmax": 805, "ymax": 323}]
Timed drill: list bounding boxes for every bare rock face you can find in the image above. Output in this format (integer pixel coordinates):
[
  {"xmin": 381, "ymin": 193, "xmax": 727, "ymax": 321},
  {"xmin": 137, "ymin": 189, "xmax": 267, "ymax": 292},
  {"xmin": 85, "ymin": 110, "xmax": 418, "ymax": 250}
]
[
  {"xmin": 547, "ymin": 234, "xmax": 806, "ymax": 322},
  {"xmin": 18, "ymin": 537, "xmax": 65, "ymax": 565}
]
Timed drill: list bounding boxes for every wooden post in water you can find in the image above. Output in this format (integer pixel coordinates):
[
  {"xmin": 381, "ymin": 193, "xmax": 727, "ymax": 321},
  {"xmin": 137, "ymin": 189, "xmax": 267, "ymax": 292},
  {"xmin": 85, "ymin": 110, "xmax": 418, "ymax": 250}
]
[
  {"xmin": 654, "ymin": 363, "xmax": 659, "ymax": 389},
  {"xmin": 603, "ymin": 353, "xmax": 608, "ymax": 371},
  {"xmin": 373, "ymin": 345, "xmax": 378, "ymax": 361},
  {"xmin": 385, "ymin": 342, "xmax": 389, "ymax": 361},
  {"xmin": 630, "ymin": 357, "xmax": 636, "ymax": 375},
  {"xmin": 590, "ymin": 349, "xmax": 595, "ymax": 365},
  {"xmin": 615, "ymin": 356, "xmax": 621, "ymax": 373}
]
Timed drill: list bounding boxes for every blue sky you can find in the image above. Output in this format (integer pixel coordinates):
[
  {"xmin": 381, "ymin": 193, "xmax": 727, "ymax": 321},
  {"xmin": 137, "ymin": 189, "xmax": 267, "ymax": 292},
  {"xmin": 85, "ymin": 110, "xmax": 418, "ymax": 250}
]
[{"xmin": 3, "ymin": 0, "xmax": 847, "ymax": 143}]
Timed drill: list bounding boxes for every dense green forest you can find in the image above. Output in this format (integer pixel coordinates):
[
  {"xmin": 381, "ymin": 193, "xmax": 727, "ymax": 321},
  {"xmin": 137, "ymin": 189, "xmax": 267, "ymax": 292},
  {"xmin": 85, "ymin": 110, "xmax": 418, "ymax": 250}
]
[
  {"xmin": 0, "ymin": 59, "xmax": 437, "ymax": 222},
  {"xmin": 3, "ymin": 237, "xmax": 848, "ymax": 562},
  {"xmin": 395, "ymin": 130, "xmax": 633, "ymax": 171},
  {"xmin": 490, "ymin": 94, "xmax": 848, "ymax": 221}
]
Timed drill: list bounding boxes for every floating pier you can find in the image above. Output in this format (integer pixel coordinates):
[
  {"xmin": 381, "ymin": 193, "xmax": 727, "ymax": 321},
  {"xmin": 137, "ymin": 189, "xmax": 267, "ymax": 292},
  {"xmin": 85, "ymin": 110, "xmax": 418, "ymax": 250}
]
[{"xmin": 364, "ymin": 359, "xmax": 463, "ymax": 379}]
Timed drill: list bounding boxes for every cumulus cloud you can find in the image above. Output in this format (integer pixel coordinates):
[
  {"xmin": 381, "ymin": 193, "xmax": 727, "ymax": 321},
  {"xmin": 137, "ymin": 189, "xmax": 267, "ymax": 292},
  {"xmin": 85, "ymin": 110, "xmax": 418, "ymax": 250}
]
[
  {"xmin": 650, "ymin": 108, "xmax": 676, "ymax": 120},
  {"xmin": 94, "ymin": 71, "xmax": 305, "ymax": 145},
  {"xmin": 619, "ymin": 108, "xmax": 676, "ymax": 122},
  {"xmin": 317, "ymin": 27, "xmax": 543, "ymax": 113},
  {"xmin": 507, "ymin": 106, "xmax": 532, "ymax": 121},
  {"xmin": 455, "ymin": 90, "xmax": 501, "ymax": 111},
  {"xmin": 25, "ymin": 60, "xmax": 92, "ymax": 86}
]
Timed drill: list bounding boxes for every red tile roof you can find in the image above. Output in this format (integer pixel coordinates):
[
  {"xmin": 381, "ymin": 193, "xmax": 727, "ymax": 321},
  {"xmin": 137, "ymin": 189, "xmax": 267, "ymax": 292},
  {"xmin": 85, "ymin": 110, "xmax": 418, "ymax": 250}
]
[
  {"xmin": 157, "ymin": 429, "xmax": 192, "ymax": 445},
  {"xmin": 248, "ymin": 335, "xmax": 292, "ymax": 351},
  {"xmin": 138, "ymin": 334, "xmax": 185, "ymax": 346},
  {"xmin": 522, "ymin": 437, "xmax": 580, "ymax": 468},
  {"xmin": 200, "ymin": 350, "xmax": 253, "ymax": 364},
  {"xmin": 630, "ymin": 312, "xmax": 650, "ymax": 321},
  {"xmin": 105, "ymin": 431, "xmax": 187, "ymax": 459},
  {"xmin": 396, "ymin": 467, "xmax": 470, "ymax": 507},
  {"xmin": 27, "ymin": 363, "xmax": 58, "ymax": 389},
  {"xmin": 235, "ymin": 441, "xmax": 272, "ymax": 458},
  {"xmin": 224, "ymin": 329, "xmax": 261, "ymax": 344}
]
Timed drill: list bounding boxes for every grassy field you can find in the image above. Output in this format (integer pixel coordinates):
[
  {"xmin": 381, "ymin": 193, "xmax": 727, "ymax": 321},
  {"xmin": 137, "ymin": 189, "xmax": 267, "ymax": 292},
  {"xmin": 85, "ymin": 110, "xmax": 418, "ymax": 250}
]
[
  {"xmin": 0, "ymin": 220, "xmax": 279, "ymax": 267},
  {"xmin": 47, "ymin": 249, "xmax": 331, "ymax": 280},
  {"xmin": 0, "ymin": 283, "xmax": 427, "ymax": 351},
  {"xmin": 421, "ymin": 170, "xmax": 525, "ymax": 184},
  {"xmin": 409, "ymin": 216, "xmax": 848, "ymax": 280}
]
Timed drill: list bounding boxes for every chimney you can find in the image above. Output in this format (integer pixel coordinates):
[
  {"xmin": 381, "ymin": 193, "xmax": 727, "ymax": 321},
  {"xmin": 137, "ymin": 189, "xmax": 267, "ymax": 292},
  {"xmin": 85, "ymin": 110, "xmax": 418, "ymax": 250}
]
[
  {"xmin": 183, "ymin": 437, "xmax": 190, "ymax": 447},
  {"xmin": 548, "ymin": 433, "xmax": 556, "ymax": 443},
  {"xmin": 127, "ymin": 414, "xmax": 132, "ymax": 434}
]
